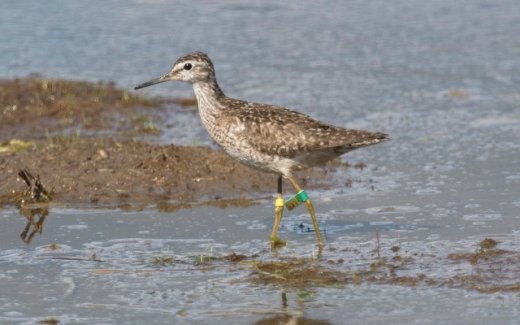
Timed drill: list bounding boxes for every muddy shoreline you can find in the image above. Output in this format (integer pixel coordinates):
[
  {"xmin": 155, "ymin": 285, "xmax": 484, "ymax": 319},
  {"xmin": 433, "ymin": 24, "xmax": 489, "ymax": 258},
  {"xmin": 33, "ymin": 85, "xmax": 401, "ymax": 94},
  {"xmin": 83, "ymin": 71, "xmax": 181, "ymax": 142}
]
[
  {"xmin": 1, "ymin": 137, "xmax": 346, "ymax": 209},
  {"xmin": 0, "ymin": 77, "xmax": 355, "ymax": 209}
]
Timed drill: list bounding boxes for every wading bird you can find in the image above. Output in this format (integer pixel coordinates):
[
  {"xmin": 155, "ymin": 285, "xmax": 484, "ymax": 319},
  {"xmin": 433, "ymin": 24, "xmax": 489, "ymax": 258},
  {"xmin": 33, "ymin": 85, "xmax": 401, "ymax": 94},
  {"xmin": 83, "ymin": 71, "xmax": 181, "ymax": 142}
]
[{"xmin": 135, "ymin": 52, "xmax": 388, "ymax": 246}]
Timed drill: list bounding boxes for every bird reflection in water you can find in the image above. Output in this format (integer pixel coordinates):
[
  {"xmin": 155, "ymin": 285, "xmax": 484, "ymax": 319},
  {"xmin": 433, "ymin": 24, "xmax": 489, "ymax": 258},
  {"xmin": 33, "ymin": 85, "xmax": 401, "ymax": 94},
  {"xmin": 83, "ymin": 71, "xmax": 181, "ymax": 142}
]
[{"xmin": 251, "ymin": 291, "xmax": 332, "ymax": 325}]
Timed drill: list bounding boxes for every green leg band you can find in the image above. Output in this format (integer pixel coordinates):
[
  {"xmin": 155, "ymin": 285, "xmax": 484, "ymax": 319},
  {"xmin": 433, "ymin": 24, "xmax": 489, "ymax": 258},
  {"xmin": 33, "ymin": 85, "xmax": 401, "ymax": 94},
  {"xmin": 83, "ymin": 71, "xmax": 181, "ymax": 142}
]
[{"xmin": 285, "ymin": 190, "xmax": 309, "ymax": 210}]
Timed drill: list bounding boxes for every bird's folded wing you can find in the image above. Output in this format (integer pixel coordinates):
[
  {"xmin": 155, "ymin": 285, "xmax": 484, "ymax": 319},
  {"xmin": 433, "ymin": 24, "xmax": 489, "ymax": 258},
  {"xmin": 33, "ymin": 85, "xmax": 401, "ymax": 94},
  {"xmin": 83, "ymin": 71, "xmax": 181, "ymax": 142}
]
[{"xmin": 231, "ymin": 104, "xmax": 388, "ymax": 158}]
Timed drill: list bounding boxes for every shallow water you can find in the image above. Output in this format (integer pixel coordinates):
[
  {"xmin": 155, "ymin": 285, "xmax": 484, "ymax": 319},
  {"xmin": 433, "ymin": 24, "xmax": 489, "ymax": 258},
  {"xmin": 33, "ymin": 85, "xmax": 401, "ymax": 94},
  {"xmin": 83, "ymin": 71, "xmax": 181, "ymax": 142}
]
[
  {"xmin": 1, "ymin": 0, "xmax": 520, "ymax": 324},
  {"xmin": 1, "ymin": 200, "xmax": 520, "ymax": 324}
]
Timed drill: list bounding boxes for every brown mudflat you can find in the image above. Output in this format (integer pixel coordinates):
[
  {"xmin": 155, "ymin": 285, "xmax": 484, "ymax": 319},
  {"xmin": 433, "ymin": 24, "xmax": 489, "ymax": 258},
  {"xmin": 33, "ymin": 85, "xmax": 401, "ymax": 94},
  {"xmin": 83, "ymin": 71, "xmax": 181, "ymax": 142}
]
[
  {"xmin": 0, "ymin": 137, "xmax": 342, "ymax": 208},
  {"xmin": 0, "ymin": 77, "xmax": 352, "ymax": 209},
  {"xmin": 0, "ymin": 76, "xmax": 165, "ymax": 139}
]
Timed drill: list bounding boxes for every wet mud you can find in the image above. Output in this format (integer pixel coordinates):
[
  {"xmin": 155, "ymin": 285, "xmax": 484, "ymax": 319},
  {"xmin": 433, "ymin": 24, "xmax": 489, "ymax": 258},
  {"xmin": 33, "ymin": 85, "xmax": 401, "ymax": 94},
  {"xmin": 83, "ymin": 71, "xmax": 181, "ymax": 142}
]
[
  {"xmin": 0, "ymin": 77, "xmax": 348, "ymax": 209},
  {"xmin": 0, "ymin": 76, "xmax": 164, "ymax": 139}
]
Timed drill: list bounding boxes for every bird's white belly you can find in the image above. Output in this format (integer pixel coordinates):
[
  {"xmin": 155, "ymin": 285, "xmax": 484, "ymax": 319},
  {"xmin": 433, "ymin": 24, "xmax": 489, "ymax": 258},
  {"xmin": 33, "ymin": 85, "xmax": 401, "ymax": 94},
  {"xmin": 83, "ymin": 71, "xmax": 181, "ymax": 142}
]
[
  {"xmin": 225, "ymin": 145, "xmax": 297, "ymax": 176},
  {"xmin": 199, "ymin": 109, "xmax": 299, "ymax": 176}
]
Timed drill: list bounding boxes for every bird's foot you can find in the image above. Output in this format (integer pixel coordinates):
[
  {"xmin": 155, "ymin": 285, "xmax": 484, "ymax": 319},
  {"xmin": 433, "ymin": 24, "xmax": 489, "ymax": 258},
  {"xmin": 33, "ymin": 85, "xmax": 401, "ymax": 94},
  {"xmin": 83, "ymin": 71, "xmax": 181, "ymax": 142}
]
[{"xmin": 269, "ymin": 236, "xmax": 287, "ymax": 248}]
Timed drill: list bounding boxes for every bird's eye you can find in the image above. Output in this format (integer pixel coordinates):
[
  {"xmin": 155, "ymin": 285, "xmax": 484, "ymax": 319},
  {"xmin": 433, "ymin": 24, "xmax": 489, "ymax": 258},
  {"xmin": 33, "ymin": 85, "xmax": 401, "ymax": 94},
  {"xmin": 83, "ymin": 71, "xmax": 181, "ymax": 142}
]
[{"xmin": 184, "ymin": 63, "xmax": 192, "ymax": 70}]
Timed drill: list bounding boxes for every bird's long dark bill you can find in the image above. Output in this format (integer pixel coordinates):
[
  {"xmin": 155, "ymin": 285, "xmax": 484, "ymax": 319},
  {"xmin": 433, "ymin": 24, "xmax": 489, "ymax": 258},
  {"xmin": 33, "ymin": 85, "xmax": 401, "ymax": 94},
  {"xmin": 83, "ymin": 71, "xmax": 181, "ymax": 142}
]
[{"xmin": 134, "ymin": 74, "xmax": 169, "ymax": 90}]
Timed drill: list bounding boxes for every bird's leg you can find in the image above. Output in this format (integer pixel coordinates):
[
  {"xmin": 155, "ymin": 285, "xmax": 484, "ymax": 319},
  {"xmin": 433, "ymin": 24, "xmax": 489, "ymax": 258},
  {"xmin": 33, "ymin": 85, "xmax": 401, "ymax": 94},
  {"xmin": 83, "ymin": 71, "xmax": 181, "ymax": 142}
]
[
  {"xmin": 270, "ymin": 175, "xmax": 286, "ymax": 247},
  {"xmin": 286, "ymin": 176, "xmax": 324, "ymax": 246}
]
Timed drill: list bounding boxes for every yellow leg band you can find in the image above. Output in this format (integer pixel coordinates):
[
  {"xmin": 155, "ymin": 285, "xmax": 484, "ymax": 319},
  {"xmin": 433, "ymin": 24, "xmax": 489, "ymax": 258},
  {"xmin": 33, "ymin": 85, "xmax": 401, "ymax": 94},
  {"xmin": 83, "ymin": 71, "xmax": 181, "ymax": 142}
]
[
  {"xmin": 271, "ymin": 193, "xmax": 286, "ymax": 247},
  {"xmin": 275, "ymin": 195, "xmax": 285, "ymax": 208}
]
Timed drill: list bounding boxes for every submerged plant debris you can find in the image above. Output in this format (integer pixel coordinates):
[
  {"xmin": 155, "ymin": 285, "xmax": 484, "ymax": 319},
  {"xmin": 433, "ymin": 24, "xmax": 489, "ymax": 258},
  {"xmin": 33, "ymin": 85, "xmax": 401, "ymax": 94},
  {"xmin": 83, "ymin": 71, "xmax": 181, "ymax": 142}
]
[
  {"xmin": 251, "ymin": 258, "xmax": 348, "ymax": 287},
  {"xmin": 84, "ymin": 239, "xmax": 519, "ymax": 294},
  {"xmin": 37, "ymin": 318, "xmax": 59, "ymax": 325},
  {"xmin": 245, "ymin": 238, "xmax": 520, "ymax": 293},
  {"xmin": 71, "ymin": 237, "xmax": 520, "ymax": 294}
]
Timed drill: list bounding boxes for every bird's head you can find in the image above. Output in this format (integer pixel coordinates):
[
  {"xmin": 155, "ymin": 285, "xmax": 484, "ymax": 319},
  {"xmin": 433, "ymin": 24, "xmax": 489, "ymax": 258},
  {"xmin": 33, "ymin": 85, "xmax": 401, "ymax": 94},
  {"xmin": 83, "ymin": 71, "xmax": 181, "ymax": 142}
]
[{"xmin": 135, "ymin": 51, "xmax": 215, "ymax": 90}]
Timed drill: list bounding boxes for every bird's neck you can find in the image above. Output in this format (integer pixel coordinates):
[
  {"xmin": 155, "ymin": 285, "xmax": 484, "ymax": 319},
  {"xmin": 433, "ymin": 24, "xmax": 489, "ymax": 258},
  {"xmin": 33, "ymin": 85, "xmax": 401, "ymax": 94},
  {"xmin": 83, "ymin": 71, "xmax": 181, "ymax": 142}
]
[
  {"xmin": 193, "ymin": 77, "xmax": 224, "ymax": 104},
  {"xmin": 192, "ymin": 78, "xmax": 225, "ymax": 124}
]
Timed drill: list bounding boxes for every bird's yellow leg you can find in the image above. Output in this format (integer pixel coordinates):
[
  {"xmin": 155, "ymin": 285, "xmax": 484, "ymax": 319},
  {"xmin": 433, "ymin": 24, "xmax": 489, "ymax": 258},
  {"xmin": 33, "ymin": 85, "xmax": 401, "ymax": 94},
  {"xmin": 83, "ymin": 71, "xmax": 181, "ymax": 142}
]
[
  {"xmin": 270, "ymin": 176, "xmax": 287, "ymax": 247},
  {"xmin": 287, "ymin": 176, "xmax": 324, "ymax": 246}
]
